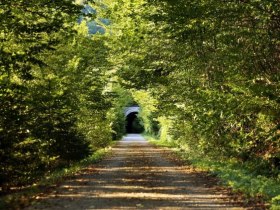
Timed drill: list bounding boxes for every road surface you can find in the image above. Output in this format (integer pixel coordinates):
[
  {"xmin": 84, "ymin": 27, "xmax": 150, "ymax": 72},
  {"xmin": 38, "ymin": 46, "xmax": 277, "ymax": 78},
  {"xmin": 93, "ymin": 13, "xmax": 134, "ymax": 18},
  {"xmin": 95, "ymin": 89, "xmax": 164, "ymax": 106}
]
[{"xmin": 26, "ymin": 134, "xmax": 252, "ymax": 209}]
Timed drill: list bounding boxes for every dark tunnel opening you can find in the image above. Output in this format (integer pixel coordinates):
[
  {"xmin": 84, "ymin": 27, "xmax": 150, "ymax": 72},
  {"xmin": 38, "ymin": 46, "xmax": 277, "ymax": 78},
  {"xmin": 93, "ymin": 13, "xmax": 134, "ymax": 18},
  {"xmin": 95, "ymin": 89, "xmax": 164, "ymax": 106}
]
[{"xmin": 125, "ymin": 112, "xmax": 144, "ymax": 134}]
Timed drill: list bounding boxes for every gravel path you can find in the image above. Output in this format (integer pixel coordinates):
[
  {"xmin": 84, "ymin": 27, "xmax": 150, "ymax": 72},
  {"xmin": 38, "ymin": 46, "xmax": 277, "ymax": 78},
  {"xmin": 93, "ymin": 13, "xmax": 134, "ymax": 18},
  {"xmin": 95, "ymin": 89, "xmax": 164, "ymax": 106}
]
[{"xmin": 25, "ymin": 134, "xmax": 250, "ymax": 209}]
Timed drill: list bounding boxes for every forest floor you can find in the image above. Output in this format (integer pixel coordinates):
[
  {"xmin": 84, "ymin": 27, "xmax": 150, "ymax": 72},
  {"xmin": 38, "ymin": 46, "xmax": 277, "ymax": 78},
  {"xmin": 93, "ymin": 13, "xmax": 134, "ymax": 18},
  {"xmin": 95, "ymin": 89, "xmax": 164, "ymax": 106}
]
[{"xmin": 25, "ymin": 134, "xmax": 264, "ymax": 210}]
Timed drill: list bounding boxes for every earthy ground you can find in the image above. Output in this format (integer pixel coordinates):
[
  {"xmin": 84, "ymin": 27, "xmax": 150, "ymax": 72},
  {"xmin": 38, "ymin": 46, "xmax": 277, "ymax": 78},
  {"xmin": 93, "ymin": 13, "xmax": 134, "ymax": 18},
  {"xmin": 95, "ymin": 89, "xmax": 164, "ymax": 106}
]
[{"xmin": 25, "ymin": 134, "xmax": 257, "ymax": 210}]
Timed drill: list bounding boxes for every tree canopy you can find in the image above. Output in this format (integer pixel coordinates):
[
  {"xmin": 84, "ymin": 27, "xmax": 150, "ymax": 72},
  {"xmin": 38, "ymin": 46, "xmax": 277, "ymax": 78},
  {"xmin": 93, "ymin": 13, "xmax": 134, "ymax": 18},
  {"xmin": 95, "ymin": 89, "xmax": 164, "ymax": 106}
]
[
  {"xmin": 103, "ymin": 0, "xmax": 280, "ymax": 174},
  {"xmin": 0, "ymin": 0, "xmax": 279, "ymax": 203}
]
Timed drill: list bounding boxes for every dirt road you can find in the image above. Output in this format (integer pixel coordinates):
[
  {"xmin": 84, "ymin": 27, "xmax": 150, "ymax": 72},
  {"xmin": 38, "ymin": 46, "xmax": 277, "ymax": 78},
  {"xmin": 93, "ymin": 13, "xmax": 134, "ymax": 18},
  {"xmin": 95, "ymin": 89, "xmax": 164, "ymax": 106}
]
[{"xmin": 26, "ymin": 134, "xmax": 251, "ymax": 209}]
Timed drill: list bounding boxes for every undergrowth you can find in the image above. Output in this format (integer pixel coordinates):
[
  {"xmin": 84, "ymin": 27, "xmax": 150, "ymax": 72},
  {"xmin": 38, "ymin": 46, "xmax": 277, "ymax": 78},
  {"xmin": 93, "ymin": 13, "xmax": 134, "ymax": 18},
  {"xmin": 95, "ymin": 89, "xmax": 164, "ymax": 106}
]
[
  {"xmin": 0, "ymin": 144, "xmax": 114, "ymax": 210},
  {"xmin": 147, "ymin": 136, "xmax": 280, "ymax": 210}
]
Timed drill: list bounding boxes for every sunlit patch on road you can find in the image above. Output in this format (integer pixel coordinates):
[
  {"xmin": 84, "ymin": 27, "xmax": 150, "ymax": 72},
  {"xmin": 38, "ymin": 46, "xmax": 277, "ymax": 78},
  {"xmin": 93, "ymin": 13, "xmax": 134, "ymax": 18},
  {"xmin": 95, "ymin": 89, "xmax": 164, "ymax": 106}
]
[{"xmin": 25, "ymin": 135, "xmax": 255, "ymax": 209}]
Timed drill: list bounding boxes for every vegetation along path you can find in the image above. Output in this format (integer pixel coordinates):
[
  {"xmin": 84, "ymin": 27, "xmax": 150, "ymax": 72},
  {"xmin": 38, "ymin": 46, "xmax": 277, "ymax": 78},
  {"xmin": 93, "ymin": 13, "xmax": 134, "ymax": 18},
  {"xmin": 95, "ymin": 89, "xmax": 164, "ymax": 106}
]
[{"xmin": 26, "ymin": 134, "xmax": 259, "ymax": 210}]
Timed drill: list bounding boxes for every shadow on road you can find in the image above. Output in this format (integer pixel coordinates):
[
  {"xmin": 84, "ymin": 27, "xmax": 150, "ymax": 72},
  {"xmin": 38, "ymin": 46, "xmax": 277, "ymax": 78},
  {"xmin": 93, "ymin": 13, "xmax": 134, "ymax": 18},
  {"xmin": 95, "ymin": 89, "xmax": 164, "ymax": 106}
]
[{"xmin": 26, "ymin": 134, "xmax": 257, "ymax": 210}]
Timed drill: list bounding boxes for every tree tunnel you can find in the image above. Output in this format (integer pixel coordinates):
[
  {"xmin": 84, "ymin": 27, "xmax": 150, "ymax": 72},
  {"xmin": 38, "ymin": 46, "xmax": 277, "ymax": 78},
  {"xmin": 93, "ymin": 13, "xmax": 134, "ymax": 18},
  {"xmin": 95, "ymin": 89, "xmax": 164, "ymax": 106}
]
[{"xmin": 125, "ymin": 112, "xmax": 144, "ymax": 134}]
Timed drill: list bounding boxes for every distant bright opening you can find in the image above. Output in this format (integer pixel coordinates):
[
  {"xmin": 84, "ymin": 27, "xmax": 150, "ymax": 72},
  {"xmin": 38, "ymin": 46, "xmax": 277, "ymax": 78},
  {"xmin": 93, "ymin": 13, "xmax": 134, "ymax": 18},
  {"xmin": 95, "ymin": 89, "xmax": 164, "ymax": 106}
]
[{"xmin": 125, "ymin": 112, "xmax": 144, "ymax": 134}]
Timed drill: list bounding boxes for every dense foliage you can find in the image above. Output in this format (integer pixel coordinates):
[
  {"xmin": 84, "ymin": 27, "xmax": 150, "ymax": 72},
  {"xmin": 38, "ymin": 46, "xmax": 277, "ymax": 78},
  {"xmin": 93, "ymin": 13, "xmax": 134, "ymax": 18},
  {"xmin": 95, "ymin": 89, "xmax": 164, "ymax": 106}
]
[
  {"xmin": 103, "ymin": 0, "xmax": 280, "ymax": 182},
  {"xmin": 1, "ymin": 0, "xmax": 279, "ymax": 205},
  {"xmin": 0, "ymin": 0, "xmax": 115, "ymax": 190}
]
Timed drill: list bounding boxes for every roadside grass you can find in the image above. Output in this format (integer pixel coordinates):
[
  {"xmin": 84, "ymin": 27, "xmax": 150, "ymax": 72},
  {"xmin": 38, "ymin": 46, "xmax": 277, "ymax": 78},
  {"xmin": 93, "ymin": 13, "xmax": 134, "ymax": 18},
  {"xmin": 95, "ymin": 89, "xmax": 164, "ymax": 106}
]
[
  {"xmin": 0, "ymin": 143, "xmax": 115, "ymax": 210},
  {"xmin": 146, "ymin": 136, "xmax": 280, "ymax": 210}
]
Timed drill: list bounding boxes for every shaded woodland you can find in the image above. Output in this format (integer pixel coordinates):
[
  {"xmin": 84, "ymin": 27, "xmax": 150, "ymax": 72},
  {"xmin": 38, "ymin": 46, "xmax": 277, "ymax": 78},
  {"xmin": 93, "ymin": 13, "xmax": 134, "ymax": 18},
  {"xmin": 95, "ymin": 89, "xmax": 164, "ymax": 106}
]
[{"xmin": 0, "ymin": 0, "xmax": 279, "ymax": 206}]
